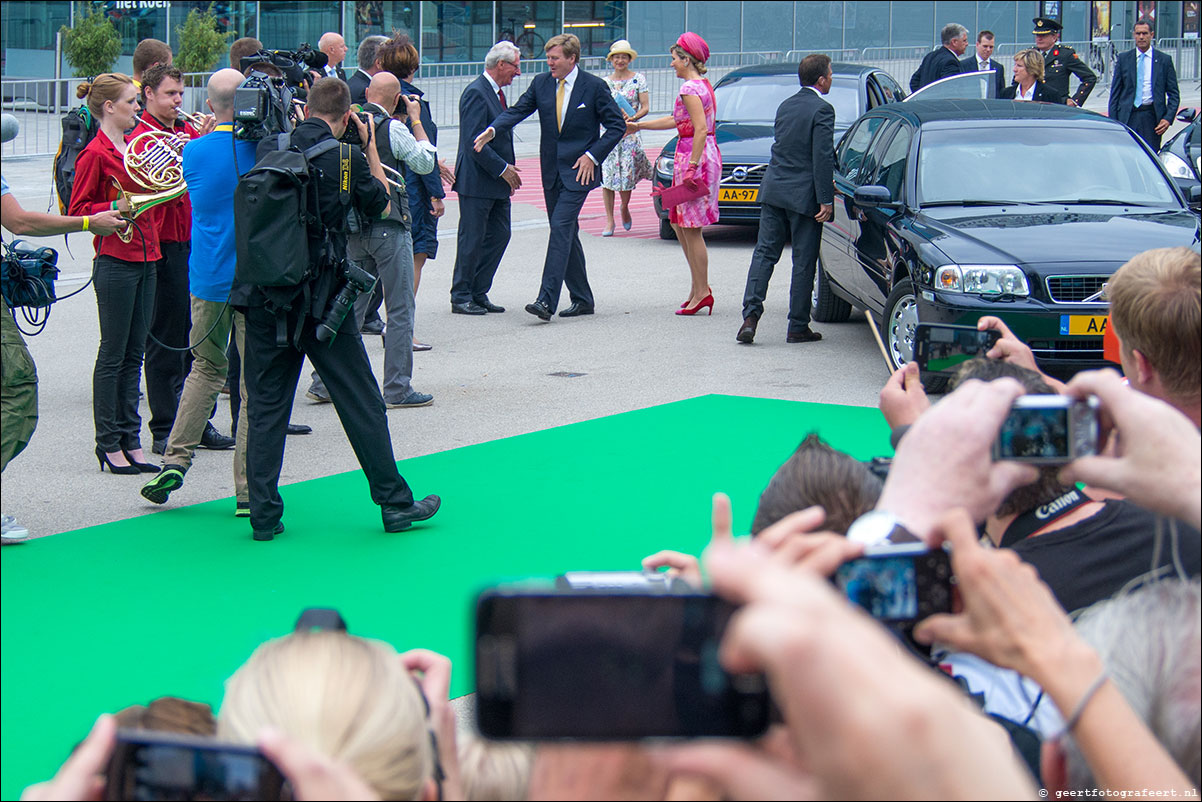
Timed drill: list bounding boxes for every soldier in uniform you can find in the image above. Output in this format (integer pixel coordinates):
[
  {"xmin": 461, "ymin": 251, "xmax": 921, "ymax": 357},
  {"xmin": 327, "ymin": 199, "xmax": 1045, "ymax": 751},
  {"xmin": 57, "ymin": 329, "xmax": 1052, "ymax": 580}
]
[{"xmin": 1032, "ymin": 16, "xmax": 1096, "ymax": 107}]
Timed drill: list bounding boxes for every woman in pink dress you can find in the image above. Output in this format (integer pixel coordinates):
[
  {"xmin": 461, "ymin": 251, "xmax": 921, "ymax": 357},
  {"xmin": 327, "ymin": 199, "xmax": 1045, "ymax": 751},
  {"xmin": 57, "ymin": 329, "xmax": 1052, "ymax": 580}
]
[{"xmin": 629, "ymin": 32, "xmax": 721, "ymax": 315}]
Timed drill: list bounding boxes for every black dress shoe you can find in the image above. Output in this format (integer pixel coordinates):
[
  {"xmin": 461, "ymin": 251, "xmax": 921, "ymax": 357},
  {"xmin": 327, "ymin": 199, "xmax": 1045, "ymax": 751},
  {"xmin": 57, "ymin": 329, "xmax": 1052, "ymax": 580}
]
[
  {"xmin": 475, "ymin": 297, "xmax": 505, "ymax": 313},
  {"xmin": 737, "ymin": 316, "xmax": 758, "ymax": 344},
  {"xmin": 253, "ymin": 521, "xmax": 285, "ymax": 542},
  {"xmin": 382, "ymin": 494, "xmax": 442, "ymax": 532},
  {"xmin": 151, "ymin": 438, "xmax": 167, "ymax": 456},
  {"xmin": 451, "ymin": 301, "xmax": 488, "ymax": 316},
  {"xmin": 361, "ymin": 318, "xmax": 385, "ymax": 335},
  {"xmin": 286, "ymin": 423, "xmax": 313, "ymax": 436},
  {"xmin": 199, "ymin": 422, "xmax": 236, "ymax": 450},
  {"xmin": 524, "ymin": 301, "xmax": 553, "ymax": 321},
  {"xmin": 786, "ymin": 326, "xmax": 823, "ymax": 343},
  {"xmin": 559, "ymin": 303, "xmax": 594, "ymax": 318}
]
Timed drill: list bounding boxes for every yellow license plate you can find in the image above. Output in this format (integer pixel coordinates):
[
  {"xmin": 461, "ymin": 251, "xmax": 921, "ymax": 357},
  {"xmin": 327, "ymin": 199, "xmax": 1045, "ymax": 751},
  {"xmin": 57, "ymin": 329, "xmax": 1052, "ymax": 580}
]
[
  {"xmin": 719, "ymin": 187, "xmax": 758, "ymax": 202},
  {"xmin": 1058, "ymin": 314, "xmax": 1108, "ymax": 336}
]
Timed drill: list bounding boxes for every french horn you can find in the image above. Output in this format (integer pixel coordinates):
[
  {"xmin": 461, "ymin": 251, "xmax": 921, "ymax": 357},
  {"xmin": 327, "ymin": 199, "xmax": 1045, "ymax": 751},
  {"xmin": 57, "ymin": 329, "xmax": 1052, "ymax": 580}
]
[{"xmin": 115, "ymin": 129, "xmax": 188, "ymax": 243}]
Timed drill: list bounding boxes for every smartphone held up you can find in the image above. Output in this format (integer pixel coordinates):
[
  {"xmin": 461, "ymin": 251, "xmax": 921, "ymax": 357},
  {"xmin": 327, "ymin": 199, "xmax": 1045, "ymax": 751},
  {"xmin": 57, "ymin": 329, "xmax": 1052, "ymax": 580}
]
[{"xmin": 104, "ymin": 730, "xmax": 285, "ymax": 801}]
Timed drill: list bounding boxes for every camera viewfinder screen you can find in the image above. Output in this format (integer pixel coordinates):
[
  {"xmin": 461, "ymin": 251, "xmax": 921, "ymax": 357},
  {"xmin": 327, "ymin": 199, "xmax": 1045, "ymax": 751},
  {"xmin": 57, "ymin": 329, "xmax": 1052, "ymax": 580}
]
[
  {"xmin": 117, "ymin": 743, "xmax": 265, "ymax": 801},
  {"xmin": 835, "ymin": 557, "xmax": 917, "ymax": 620},
  {"xmin": 924, "ymin": 327, "xmax": 988, "ymax": 373},
  {"xmin": 996, "ymin": 405, "xmax": 1070, "ymax": 459}
]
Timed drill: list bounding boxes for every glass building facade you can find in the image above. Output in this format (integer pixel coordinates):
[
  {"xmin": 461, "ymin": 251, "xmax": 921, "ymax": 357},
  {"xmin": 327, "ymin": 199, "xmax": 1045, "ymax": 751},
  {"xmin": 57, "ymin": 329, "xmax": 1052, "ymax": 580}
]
[{"xmin": 2, "ymin": 0, "xmax": 1197, "ymax": 77}]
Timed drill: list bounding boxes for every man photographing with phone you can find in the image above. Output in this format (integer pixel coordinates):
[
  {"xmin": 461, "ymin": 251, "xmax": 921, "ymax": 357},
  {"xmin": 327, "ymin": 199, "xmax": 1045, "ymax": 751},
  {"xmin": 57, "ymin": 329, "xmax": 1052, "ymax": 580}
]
[{"xmin": 231, "ymin": 77, "xmax": 440, "ymax": 542}]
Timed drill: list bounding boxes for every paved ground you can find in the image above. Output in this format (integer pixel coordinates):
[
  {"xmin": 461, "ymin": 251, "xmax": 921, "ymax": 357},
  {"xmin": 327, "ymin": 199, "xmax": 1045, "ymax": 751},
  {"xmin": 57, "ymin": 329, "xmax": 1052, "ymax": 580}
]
[{"xmin": 2, "ymin": 85, "xmax": 1197, "ymax": 540}]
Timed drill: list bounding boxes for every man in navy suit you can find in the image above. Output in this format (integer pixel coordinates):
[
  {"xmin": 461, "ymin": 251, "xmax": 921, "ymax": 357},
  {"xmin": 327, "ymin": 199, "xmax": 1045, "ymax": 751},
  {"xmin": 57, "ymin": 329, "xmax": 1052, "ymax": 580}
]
[
  {"xmin": 474, "ymin": 33, "xmax": 625, "ymax": 320},
  {"xmin": 450, "ymin": 41, "xmax": 524, "ymax": 315},
  {"xmin": 910, "ymin": 23, "xmax": 969, "ymax": 92},
  {"xmin": 960, "ymin": 30, "xmax": 1005, "ymax": 97},
  {"xmin": 1109, "ymin": 19, "xmax": 1180, "ymax": 151}
]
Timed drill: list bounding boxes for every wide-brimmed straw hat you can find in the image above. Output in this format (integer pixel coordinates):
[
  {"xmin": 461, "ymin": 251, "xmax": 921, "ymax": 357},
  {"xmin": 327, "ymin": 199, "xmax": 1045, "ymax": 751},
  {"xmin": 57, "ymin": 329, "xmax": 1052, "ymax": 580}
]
[{"xmin": 607, "ymin": 39, "xmax": 638, "ymax": 60}]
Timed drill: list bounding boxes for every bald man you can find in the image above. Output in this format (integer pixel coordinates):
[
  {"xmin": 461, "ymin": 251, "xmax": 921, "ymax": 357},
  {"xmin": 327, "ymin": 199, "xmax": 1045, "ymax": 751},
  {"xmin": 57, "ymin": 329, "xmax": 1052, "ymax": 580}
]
[
  {"xmin": 304, "ymin": 71, "xmax": 440, "ymax": 409},
  {"xmin": 140, "ymin": 68, "xmax": 260, "ymax": 510},
  {"xmin": 318, "ymin": 32, "xmax": 347, "ymax": 82}
]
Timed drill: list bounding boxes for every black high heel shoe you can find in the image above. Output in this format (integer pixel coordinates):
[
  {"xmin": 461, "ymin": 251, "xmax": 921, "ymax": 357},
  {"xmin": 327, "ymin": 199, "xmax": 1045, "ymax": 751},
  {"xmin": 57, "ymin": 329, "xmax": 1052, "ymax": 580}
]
[
  {"xmin": 124, "ymin": 450, "xmax": 161, "ymax": 473},
  {"xmin": 95, "ymin": 446, "xmax": 140, "ymax": 475}
]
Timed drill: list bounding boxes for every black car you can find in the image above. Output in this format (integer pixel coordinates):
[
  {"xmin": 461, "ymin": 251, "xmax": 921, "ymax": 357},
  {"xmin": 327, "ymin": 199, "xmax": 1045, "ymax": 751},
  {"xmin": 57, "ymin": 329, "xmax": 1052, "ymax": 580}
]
[
  {"xmin": 814, "ymin": 99, "xmax": 1199, "ymax": 386},
  {"xmin": 651, "ymin": 62, "xmax": 906, "ymax": 239},
  {"xmin": 1159, "ymin": 107, "xmax": 1201, "ymax": 213}
]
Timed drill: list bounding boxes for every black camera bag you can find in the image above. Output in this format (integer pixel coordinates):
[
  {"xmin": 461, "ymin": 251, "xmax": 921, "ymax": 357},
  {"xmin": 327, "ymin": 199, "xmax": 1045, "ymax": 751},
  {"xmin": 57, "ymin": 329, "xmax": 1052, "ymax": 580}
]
[
  {"xmin": 1, "ymin": 239, "xmax": 59, "ymax": 309},
  {"xmin": 234, "ymin": 132, "xmax": 348, "ymax": 287}
]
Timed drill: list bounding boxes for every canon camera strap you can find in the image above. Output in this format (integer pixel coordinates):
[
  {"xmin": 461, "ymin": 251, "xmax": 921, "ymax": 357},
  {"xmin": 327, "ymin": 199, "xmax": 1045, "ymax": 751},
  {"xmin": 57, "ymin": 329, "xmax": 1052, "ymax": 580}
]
[{"xmin": 998, "ymin": 488, "xmax": 1093, "ymax": 549}]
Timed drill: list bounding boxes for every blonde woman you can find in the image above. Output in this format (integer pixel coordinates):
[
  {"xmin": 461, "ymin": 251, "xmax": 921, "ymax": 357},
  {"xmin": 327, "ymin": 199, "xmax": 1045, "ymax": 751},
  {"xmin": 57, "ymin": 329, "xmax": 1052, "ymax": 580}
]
[
  {"xmin": 219, "ymin": 629, "xmax": 461, "ymax": 800},
  {"xmin": 600, "ymin": 39, "xmax": 652, "ymax": 236},
  {"xmin": 1001, "ymin": 49, "xmax": 1067, "ymax": 103}
]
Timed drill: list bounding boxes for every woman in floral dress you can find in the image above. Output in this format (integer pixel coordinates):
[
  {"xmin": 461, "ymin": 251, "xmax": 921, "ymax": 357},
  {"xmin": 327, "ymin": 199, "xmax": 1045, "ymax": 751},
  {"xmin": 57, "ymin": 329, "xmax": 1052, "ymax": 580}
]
[
  {"xmin": 629, "ymin": 32, "xmax": 720, "ymax": 315},
  {"xmin": 600, "ymin": 39, "xmax": 653, "ymax": 236}
]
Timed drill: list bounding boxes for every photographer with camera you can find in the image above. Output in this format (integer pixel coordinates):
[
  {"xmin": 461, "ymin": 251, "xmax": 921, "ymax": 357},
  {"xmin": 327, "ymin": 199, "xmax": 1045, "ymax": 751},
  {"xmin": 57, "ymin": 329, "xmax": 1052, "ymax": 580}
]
[
  {"xmin": 306, "ymin": 71, "xmax": 437, "ymax": 410},
  {"xmin": 232, "ymin": 77, "xmax": 439, "ymax": 542}
]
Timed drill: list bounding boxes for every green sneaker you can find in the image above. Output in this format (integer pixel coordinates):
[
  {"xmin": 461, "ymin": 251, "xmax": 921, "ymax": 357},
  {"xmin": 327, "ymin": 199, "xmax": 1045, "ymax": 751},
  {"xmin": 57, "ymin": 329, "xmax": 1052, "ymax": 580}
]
[{"xmin": 140, "ymin": 467, "xmax": 185, "ymax": 504}]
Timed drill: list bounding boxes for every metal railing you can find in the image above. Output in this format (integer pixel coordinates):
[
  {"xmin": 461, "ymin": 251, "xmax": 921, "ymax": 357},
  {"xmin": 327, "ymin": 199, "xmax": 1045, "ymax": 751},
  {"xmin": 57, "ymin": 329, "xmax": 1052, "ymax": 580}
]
[{"xmin": 5, "ymin": 39, "xmax": 1199, "ymax": 159}]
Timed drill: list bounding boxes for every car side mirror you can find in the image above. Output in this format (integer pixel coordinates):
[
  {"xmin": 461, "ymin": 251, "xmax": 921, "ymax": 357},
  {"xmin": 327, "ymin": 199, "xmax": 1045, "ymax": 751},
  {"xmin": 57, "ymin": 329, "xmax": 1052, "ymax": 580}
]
[
  {"xmin": 853, "ymin": 185, "xmax": 897, "ymax": 209},
  {"xmin": 1177, "ymin": 108, "xmax": 1197, "ymax": 123},
  {"xmin": 1189, "ymin": 185, "xmax": 1201, "ymax": 203}
]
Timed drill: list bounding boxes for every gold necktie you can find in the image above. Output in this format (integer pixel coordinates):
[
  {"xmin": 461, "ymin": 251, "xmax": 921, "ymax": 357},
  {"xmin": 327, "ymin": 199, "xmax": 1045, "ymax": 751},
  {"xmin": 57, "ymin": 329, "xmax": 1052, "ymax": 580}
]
[{"xmin": 556, "ymin": 78, "xmax": 566, "ymax": 131}]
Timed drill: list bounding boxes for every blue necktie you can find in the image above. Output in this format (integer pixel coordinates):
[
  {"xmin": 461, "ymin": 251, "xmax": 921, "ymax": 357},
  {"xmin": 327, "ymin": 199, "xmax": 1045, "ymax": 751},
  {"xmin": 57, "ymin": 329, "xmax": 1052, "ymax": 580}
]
[{"xmin": 1135, "ymin": 53, "xmax": 1146, "ymax": 108}]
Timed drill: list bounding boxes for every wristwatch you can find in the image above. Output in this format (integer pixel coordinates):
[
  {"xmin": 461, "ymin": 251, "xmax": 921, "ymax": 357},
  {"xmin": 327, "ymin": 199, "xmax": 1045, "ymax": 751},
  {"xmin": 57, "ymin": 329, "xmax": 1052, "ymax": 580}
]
[{"xmin": 845, "ymin": 510, "xmax": 920, "ymax": 546}]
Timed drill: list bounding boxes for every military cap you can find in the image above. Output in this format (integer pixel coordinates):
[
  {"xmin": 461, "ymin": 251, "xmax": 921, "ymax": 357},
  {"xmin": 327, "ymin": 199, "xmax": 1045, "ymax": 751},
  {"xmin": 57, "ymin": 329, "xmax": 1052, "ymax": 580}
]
[{"xmin": 1033, "ymin": 17, "xmax": 1063, "ymax": 35}]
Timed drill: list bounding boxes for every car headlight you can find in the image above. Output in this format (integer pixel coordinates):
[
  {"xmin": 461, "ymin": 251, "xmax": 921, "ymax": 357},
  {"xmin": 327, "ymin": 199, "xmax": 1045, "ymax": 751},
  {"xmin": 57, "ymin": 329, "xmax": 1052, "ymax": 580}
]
[
  {"xmin": 1160, "ymin": 151, "xmax": 1194, "ymax": 180},
  {"xmin": 656, "ymin": 156, "xmax": 674, "ymax": 176},
  {"xmin": 935, "ymin": 265, "xmax": 1029, "ymax": 297}
]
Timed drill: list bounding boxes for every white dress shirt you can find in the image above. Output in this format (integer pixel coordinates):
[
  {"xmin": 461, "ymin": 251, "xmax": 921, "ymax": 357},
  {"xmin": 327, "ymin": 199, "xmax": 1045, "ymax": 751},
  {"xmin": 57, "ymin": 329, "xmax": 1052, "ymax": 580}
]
[{"xmin": 1136, "ymin": 48, "xmax": 1154, "ymax": 106}]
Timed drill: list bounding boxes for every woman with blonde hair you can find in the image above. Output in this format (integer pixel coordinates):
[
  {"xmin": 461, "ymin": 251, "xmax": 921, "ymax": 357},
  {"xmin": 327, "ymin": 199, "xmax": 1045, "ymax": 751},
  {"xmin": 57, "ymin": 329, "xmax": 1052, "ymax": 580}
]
[
  {"xmin": 218, "ymin": 629, "xmax": 458, "ymax": 800},
  {"xmin": 1001, "ymin": 49, "xmax": 1066, "ymax": 103},
  {"xmin": 600, "ymin": 39, "xmax": 652, "ymax": 236},
  {"xmin": 69, "ymin": 73, "xmax": 162, "ymax": 475},
  {"xmin": 628, "ymin": 33, "xmax": 721, "ymax": 315}
]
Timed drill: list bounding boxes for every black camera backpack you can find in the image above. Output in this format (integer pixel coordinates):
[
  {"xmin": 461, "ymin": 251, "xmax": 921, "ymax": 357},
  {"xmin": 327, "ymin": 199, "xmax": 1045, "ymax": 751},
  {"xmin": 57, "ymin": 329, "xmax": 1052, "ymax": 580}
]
[
  {"xmin": 234, "ymin": 132, "xmax": 349, "ymax": 287},
  {"xmin": 51, "ymin": 106, "xmax": 98, "ymax": 214}
]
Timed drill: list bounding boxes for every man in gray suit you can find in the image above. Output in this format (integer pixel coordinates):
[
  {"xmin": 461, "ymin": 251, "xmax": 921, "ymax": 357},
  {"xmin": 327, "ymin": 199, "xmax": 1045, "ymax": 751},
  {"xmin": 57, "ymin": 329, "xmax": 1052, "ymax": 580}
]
[{"xmin": 738, "ymin": 54, "xmax": 835, "ymax": 345}]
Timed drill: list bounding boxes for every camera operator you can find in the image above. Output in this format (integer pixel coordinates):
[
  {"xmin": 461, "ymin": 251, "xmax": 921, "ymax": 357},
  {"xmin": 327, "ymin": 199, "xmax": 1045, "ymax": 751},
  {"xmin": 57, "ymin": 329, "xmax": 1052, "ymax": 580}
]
[
  {"xmin": 232, "ymin": 77, "xmax": 440, "ymax": 542},
  {"xmin": 306, "ymin": 71, "xmax": 436, "ymax": 409}
]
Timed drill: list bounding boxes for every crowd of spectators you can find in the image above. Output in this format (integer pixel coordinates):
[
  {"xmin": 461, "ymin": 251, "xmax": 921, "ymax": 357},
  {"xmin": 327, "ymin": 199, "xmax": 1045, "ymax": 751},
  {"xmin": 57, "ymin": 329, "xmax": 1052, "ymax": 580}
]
[{"xmin": 16, "ymin": 245, "xmax": 1199, "ymax": 800}]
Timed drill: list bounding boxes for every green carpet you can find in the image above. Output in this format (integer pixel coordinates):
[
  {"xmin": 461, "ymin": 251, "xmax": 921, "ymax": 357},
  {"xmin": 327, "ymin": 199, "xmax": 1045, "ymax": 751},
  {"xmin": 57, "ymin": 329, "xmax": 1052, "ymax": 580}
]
[{"xmin": 0, "ymin": 394, "xmax": 889, "ymax": 797}]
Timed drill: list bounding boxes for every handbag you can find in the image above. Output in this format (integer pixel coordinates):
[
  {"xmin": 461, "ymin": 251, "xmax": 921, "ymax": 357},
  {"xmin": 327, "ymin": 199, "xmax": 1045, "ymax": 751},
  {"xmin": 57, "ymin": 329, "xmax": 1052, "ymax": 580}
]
[{"xmin": 652, "ymin": 174, "xmax": 709, "ymax": 209}]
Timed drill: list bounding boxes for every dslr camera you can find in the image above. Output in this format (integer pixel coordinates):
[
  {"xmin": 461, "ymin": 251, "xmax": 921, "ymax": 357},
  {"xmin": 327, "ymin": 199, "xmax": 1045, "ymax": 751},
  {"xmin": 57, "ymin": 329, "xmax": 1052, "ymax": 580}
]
[
  {"xmin": 339, "ymin": 110, "xmax": 374, "ymax": 147},
  {"xmin": 316, "ymin": 260, "xmax": 379, "ymax": 344}
]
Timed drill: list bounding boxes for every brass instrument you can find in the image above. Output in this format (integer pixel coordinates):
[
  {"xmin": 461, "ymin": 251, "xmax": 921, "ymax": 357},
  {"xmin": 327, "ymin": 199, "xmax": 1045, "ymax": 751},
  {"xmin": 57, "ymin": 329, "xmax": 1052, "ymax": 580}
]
[
  {"xmin": 176, "ymin": 109, "xmax": 212, "ymax": 128},
  {"xmin": 115, "ymin": 129, "xmax": 188, "ymax": 243}
]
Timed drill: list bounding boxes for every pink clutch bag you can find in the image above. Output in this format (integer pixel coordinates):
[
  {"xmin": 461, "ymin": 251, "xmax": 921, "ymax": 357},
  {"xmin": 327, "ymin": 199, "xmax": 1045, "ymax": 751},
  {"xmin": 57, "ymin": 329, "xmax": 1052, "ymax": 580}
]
[{"xmin": 653, "ymin": 176, "xmax": 709, "ymax": 208}]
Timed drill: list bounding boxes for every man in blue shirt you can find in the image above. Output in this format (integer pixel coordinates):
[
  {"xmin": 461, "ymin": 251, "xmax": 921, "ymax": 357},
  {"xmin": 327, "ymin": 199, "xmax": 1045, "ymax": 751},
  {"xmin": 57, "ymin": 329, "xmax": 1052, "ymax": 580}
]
[{"xmin": 141, "ymin": 69, "xmax": 258, "ymax": 513}]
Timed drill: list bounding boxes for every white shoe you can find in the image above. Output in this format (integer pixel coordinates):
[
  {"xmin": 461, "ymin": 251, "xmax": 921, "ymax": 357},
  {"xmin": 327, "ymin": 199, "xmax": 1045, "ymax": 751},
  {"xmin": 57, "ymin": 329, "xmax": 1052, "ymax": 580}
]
[{"xmin": 1, "ymin": 514, "xmax": 31, "ymax": 544}]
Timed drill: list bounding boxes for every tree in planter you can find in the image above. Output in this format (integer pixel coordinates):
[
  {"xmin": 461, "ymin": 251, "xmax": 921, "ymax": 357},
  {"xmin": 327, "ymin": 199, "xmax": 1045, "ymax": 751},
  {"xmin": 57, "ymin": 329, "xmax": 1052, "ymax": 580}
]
[
  {"xmin": 175, "ymin": 3, "xmax": 234, "ymax": 84},
  {"xmin": 60, "ymin": 4, "xmax": 121, "ymax": 78}
]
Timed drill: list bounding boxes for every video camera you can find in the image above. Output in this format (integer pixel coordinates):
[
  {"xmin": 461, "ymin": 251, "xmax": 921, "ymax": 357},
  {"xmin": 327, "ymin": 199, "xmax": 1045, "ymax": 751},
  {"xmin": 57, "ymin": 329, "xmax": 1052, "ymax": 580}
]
[{"xmin": 233, "ymin": 44, "xmax": 328, "ymax": 141}]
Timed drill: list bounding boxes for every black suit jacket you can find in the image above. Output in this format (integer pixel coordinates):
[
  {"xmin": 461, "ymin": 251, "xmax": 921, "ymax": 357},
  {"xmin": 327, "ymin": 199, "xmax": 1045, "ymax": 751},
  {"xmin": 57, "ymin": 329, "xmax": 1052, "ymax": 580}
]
[
  {"xmin": 999, "ymin": 80, "xmax": 1066, "ymax": 104},
  {"xmin": 454, "ymin": 75, "xmax": 515, "ymax": 200},
  {"xmin": 489, "ymin": 68, "xmax": 626, "ymax": 191},
  {"xmin": 910, "ymin": 46, "xmax": 963, "ymax": 92},
  {"xmin": 346, "ymin": 68, "xmax": 370, "ymax": 107},
  {"xmin": 1108, "ymin": 47, "xmax": 1180, "ymax": 127},
  {"xmin": 759, "ymin": 87, "xmax": 835, "ymax": 216},
  {"xmin": 960, "ymin": 55, "xmax": 1005, "ymax": 96}
]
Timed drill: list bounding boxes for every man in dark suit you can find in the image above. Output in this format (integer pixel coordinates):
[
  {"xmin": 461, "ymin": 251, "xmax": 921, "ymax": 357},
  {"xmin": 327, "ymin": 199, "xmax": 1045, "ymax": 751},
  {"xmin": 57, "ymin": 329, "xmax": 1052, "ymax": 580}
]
[
  {"xmin": 910, "ymin": 23, "xmax": 969, "ymax": 92},
  {"xmin": 318, "ymin": 32, "xmax": 348, "ymax": 82},
  {"xmin": 737, "ymin": 54, "xmax": 836, "ymax": 346},
  {"xmin": 961, "ymin": 30, "xmax": 1005, "ymax": 97},
  {"xmin": 450, "ymin": 41, "xmax": 524, "ymax": 315},
  {"xmin": 474, "ymin": 34, "xmax": 625, "ymax": 320},
  {"xmin": 347, "ymin": 35, "xmax": 387, "ymax": 107},
  {"xmin": 1109, "ymin": 19, "xmax": 1180, "ymax": 151}
]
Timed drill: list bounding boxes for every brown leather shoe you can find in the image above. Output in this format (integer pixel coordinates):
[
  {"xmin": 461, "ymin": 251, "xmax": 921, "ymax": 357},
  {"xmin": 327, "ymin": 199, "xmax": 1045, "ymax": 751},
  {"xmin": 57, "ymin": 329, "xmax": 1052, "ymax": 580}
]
[
  {"xmin": 786, "ymin": 326, "xmax": 822, "ymax": 343},
  {"xmin": 736, "ymin": 316, "xmax": 758, "ymax": 344}
]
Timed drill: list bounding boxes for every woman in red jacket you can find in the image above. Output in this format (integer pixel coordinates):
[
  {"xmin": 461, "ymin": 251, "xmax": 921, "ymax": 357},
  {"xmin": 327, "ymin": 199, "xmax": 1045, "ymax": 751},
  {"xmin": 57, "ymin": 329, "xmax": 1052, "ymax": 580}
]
[{"xmin": 68, "ymin": 73, "xmax": 162, "ymax": 475}]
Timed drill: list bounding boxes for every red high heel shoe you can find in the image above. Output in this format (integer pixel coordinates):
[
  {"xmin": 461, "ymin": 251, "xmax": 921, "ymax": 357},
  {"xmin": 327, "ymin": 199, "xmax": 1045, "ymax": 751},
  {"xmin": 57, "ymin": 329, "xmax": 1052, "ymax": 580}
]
[
  {"xmin": 676, "ymin": 293, "xmax": 714, "ymax": 316},
  {"xmin": 681, "ymin": 287, "xmax": 712, "ymax": 309}
]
